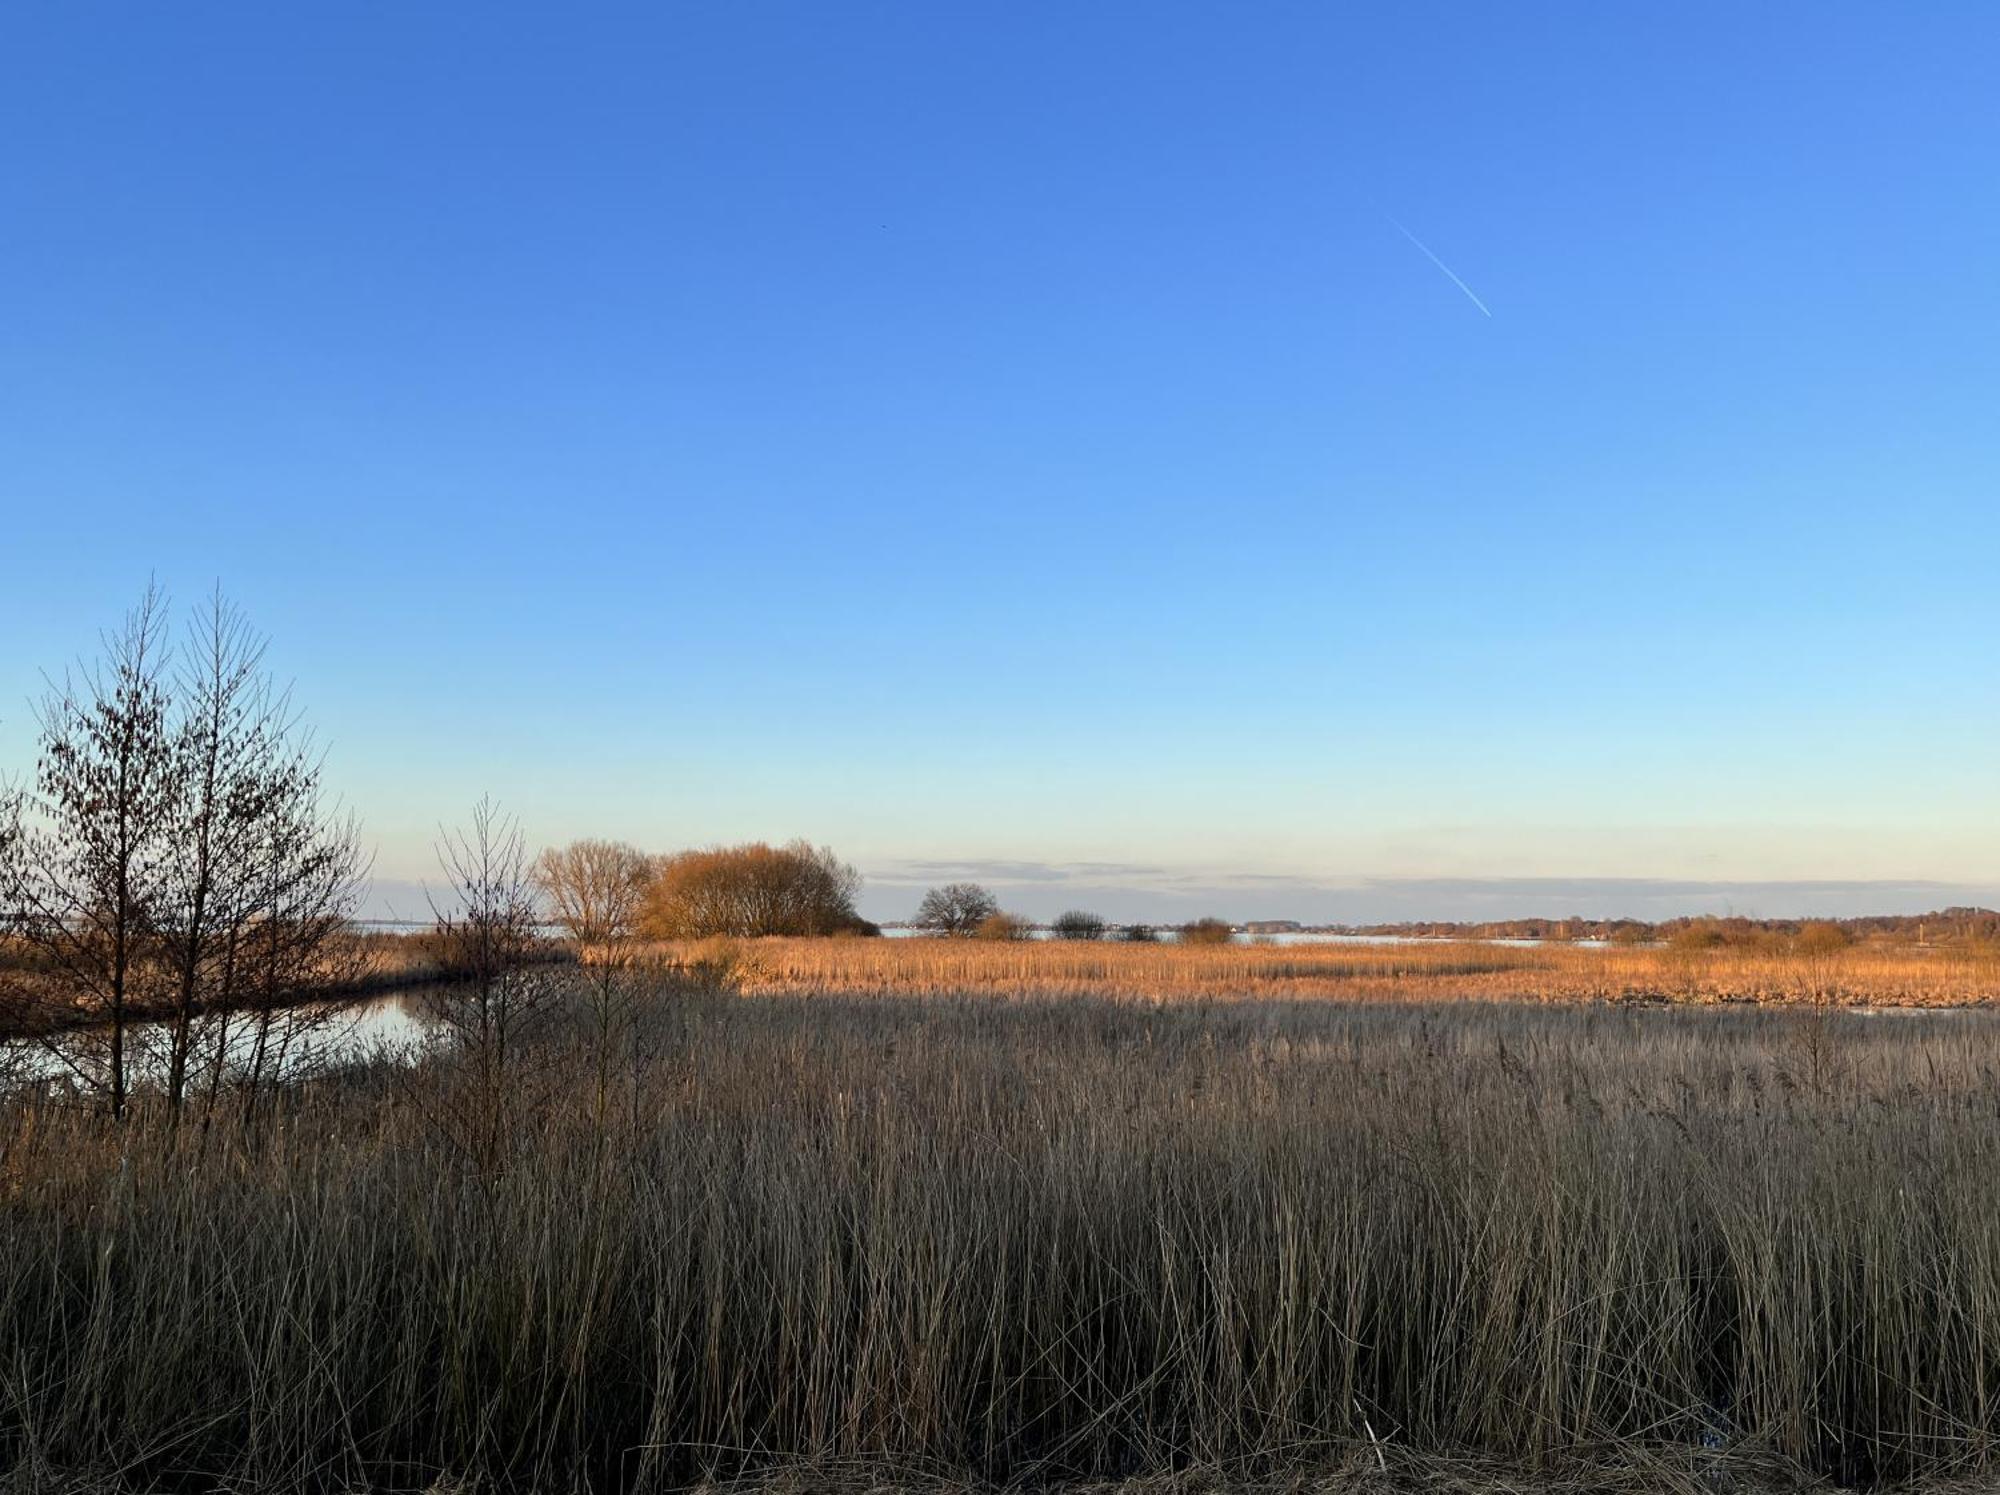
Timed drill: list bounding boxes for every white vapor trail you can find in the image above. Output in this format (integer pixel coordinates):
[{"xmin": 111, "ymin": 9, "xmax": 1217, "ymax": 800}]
[{"xmin": 1387, "ymin": 216, "xmax": 1492, "ymax": 318}]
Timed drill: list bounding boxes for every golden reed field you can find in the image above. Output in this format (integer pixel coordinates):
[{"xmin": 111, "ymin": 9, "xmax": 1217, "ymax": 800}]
[{"xmin": 677, "ymin": 934, "xmax": 2000, "ymax": 1009}]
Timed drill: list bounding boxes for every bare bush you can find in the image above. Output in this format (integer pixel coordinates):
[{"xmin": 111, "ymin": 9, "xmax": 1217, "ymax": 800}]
[
  {"xmin": 1051, "ymin": 909, "xmax": 1106, "ymax": 941},
  {"xmin": 420, "ymin": 798, "xmax": 560, "ymax": 1170}
]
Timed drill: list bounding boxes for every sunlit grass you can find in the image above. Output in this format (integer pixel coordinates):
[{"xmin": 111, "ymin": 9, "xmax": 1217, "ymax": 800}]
[{"xmin": 671, "ymin": 934, "xmax": 2000, "ymax": 1008}]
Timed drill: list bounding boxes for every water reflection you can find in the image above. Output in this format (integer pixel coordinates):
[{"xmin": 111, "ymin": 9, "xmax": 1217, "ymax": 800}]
[{"xmin": 2, "ymin": 989, "xmax": 441, "ymax": 1093}]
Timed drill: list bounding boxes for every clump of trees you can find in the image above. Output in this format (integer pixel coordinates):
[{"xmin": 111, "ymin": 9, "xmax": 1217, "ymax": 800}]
[
  {"xmin": 1051, "ymin": 910, "xmax": 1106, "ymax": 941},
  {"xmin": 0, "ymin": 586, "xmax": 364, "ymax": 1118},
  {"xmin": 1178, "ymin": 918, "xmax": 1235, "ymax": 946},
  {"xmin": 914, "ymin": 882, "xmax": 999, "ymax": 937},
  {"xmin": 640, "ymin": 840, "xmax": 870, "ymax": 939}
]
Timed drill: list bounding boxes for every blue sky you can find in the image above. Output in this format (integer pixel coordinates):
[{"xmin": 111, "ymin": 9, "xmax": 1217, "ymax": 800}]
[{"xmin": 4, "ymin": 4, "xmax": 1998, "ymax": 923}]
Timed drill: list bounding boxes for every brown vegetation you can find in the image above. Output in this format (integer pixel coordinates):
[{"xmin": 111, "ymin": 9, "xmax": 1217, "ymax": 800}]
[
  {"xmin": 639, "ymin": 840, "xmax": 869, "ymax": 939},
  {"xmin": 534, "ymin": 837, "xmax": 651, "ymax": 949},
  {"xmin": 1177, "ymin": 917, "xmax": 1235, "ymax": 946},
  {"xmin": 972, "ymin": 910, "xmax": 1034, "ymax": 941},
  {"xmin": 4, "ymin": 977, "xmax": 2000, "ymax": 1490},
  {"xmin": 699, "ymin": 934, "xmax": 2000, "ymax": 1007}
]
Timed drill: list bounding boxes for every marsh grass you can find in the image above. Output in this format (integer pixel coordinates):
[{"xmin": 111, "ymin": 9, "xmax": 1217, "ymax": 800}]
[
  {"xmin": 5, "ymin": 978, "xmax": 2000, "ymax": 1490},
  {"xmin": 709, "ymin": 935, "xmax": 2000, "ymax": 1007}
]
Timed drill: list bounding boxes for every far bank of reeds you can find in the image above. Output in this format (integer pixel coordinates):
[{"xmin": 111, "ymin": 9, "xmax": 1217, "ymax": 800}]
[{"xmin": 653, "ymin": 932, "xmax": 2000, "ymax": 1008}]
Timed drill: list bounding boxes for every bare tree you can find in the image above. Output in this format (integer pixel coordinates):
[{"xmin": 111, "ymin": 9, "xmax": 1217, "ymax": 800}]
[
  {"xmin": 157, "ymin": 591, "xmax": 298, "ymax": 1112},
  {"xmin": 0, "ymin": 587, "xmax": 368, "ymax": 1121},
  {"xmin": 535, "ymin": 838, "xmax": 651, "ymax": 1134},
  {"xmin": 534, "ymin": 838, "xmax": 650, "ymax": 950},
  {"xmin": 0, "ymin": 587, "xmax": 176, "ymax": 1117},
  {"xmin": 0, "ymin": 780, "xmax": 25, "ymax": 1042},
  {"xmin": 914, "ymin": 882, "xmax": 998, "ymax": 938},
  {"xmin": 223, "ymin": 759, "xmax": 367, "ymax": 1129},
  {"xmin": 423, "ymin": 799, "xmax": 555, "ymax": 1170}
]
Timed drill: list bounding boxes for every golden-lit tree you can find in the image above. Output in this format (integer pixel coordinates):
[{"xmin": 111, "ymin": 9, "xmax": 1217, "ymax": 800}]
[
  {"xmin": 533, "ymin": 838, "xmax": 650, "ymax": 949},
  {"xmin": 640, "ymin": 840, "xmax": 866, "ymax": 939}
]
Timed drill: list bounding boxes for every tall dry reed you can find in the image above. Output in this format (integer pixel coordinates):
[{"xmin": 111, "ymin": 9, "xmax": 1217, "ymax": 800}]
[
  {"xmin": 697, "ymin": 935, "xmax": 2000, "ymax": 1008},
  {"xmin": 4, "ymin": 981, "xmax": 2000, "ymax": 1489}
]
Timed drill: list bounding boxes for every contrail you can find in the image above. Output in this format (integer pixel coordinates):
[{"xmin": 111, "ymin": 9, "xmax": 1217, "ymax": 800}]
[{"xmin": 1387, "ymin": 215, "xmax": 1492, "ymax": 318}]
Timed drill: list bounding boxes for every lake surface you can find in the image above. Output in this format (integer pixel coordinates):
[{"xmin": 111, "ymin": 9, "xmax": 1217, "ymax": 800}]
[{"xmin": 878, "ymin": 928, "xmax": 1603, "ymax": 947}]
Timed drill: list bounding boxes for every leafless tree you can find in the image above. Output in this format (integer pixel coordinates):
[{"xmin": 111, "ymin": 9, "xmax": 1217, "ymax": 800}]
[
  {"xmin": 535, "ymin": 838, "xmax": 651, "ymax": 1133},
  {"xmin": 156, "ymin": 592, "xmax": 321, "ymax": 1112},
  {"xmin": 534, "ymin": 838, "xmax": 650, "ymax": 950},
  {"xmin": 423, "ymin": 798, "xmax": 556, "ymax": 1169},
  {"xmin": 0, "ymin": 586, "xmax": 176, "ymax": 1117},
  {"xmin": 222, "ymin": 762, "xmax": 367, "ymax": 1129},
  {"xmin": 913, "ymin": 882, "xmax": 998, "ymax": 938},
  {"xmin": 0, "ymin": 586, "xmax": 366, "ymax": 1120}
]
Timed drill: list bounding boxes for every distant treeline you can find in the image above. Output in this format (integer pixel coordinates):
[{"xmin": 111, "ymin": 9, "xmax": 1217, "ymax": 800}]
[{"xmin": 1337, "ymin": 907, "xmax": 2000, "ymax": 946}]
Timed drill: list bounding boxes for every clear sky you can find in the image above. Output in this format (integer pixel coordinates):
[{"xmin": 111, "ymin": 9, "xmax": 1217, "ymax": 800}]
[{"xmin": 4, "ymin": 4, "xmax": 1998, "ymax": 924}]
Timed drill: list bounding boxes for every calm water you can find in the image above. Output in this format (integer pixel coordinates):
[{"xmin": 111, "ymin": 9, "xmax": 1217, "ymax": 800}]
[
  {"xmin": 2, "ymin": 990, "xmax": 440, "ymax": 1093},
  {"xmin": 878, "ymin": 928, "xmax": 1603, "ymax": 947}
]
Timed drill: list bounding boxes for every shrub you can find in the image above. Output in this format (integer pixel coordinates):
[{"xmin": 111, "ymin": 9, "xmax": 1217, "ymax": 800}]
[
  {"xmin": 1796, "ymin": 921, "xmax": 1853, "ymax": 957},
  {"xmin": 1051, "ymin": 910, "xmax": 1107, "ymax": 942},
  {"xmin": 1669, "ymin": 919, "xmax": 1731, "ymax": 952},
  {"xmin": 639, "ymin": 841, "xmax": 866, "ymax": 939},
  {"xmin": 973, "ymin": 911, "xmax": 1034, "ymax": 941},
  {"xmin": 1178, "ymin": 917, "xmax": 1235, "ymax": 946},
  {"xmin": 1122, "ymin": 923, "xmax": 1159, "ymax": 943}
]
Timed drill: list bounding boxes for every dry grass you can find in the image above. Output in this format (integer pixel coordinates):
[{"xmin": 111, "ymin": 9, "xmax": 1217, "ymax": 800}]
[
  {"xmin": 6, "ymin": 978, "xmax": 2000, "ymax": 1489},
  {"xmin": 676, "ymin": 934, "xmax": 2000, "ymax": 1008}
]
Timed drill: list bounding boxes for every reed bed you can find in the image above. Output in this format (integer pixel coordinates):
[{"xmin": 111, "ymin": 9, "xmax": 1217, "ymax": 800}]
[
  {"xmin": 697, "ymin": 935, "xmax": 2000, "ymax": 1008},
  {"xmin": 5, "ymin": 979, "xmax": 2000, "ymax": 1490}
]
